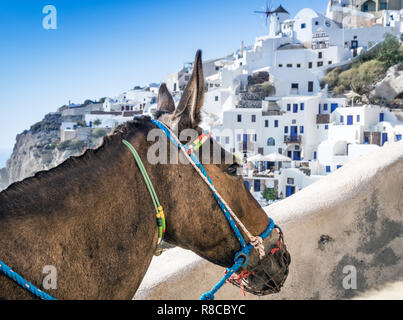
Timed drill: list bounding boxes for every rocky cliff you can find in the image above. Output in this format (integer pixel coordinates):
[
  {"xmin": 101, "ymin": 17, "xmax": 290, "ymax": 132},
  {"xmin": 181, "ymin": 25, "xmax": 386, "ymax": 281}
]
[{"xmin": 0, "ymin": 112, "xmax": 103, "ymax": 191}]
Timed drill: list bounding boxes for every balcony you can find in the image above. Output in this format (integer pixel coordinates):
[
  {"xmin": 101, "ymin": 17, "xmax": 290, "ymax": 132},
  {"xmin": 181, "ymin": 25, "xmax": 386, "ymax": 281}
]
[
  {"xmin": 316, "ymin": 114, "xmax": 330, "ymax": 124},
  {"xmin": 284, "ymin": 135, "xmax": 302, "ymax": 144}
]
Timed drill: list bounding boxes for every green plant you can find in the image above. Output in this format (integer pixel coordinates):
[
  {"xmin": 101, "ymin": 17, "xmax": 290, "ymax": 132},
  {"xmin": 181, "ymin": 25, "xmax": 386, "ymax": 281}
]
[
  {"xmin": 93, "ymin": 119, "xmax": 102, "ymax": 127},
  {"xmin": 262, "ymin": 188, "xmax": 278, "ymax": 201},
  {"xmin": 76, "ymin": 120, "xmax": 86, "ymax": 127},
  {"xmin": 91, "ymin": 128, "xmax": 107, "ymax": 138}
]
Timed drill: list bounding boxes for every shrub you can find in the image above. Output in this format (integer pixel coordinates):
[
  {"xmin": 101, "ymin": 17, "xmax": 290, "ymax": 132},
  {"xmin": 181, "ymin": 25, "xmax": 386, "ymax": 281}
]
[
  {"xmin": 57, "ymin": 140, "xmax": 86, "ymax": 151},
  {"xmin": 262, "ymin": 188, "xmax": 278, "ymax": 201},
  {"xmin": 91, "ymin": 128, "xmax": 107, "ymax": 138}
]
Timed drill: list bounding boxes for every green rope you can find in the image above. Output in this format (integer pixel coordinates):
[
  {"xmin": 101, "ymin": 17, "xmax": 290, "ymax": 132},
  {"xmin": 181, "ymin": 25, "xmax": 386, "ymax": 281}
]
[{"xmin": 122, "ymin": 139, "xmax": 166, "ymax": 248}]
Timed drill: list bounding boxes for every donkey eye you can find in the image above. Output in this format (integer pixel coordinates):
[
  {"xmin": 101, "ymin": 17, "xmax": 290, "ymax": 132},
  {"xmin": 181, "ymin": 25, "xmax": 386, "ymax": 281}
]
[{"xmin": 226, "ymin": 163, "xmax": 239, "ymax": 176}]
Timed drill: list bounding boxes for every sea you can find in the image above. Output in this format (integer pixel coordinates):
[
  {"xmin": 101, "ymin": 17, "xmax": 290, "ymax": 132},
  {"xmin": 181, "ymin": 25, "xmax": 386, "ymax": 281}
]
[{"xmin": 0, "ymin": 149, "xmax": 12, "ymax": 168}]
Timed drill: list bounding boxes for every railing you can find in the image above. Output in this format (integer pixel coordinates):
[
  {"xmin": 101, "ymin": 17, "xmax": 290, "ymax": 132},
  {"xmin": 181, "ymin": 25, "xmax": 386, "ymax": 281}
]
[{"xmin": 284, "ymin": 135, "xmax": 302, "ymax": 144}]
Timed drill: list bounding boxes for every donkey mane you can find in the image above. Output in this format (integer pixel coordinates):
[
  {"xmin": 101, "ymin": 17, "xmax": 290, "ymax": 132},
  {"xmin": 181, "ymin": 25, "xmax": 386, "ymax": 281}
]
[{"xmin": 0, "ymin": 116, "xmax": 153, "ymax": 212}]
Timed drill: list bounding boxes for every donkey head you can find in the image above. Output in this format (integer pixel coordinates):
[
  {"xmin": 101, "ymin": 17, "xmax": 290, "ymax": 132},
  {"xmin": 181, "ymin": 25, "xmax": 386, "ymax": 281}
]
[{"xmin": 153, "ymin": 50, "xmax": 290, "ymax": 295}]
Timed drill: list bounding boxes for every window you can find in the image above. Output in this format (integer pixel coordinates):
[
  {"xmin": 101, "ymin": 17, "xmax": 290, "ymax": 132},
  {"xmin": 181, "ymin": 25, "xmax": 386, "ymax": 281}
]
[
  {"xmin": 274, "ymin": 120, "xmax": 279, "ymax": 127},
  {"xmin": 292, "ymin": 119, "xmax": 297, "ymax": 124},
  {"xmin": 396, "ymin": 134, "xmax": 402, "ymax": 141},
  {"xmin": 278, "ymin": 64, "xmax": 283, "ymax": 67},
  {"xmin": 357, "ymin": 115, "xmax": 360, "ymax": 122},
  {"xmin": 291, "ymin": 83, "xmax": 299, "ymax": 89},
  {"xmin": 265, "ymin": 120, "xmax": 269, "ymax": 127},
  {"xmin": 284, "ymin": 126, "xmax": 289, "ymax": 134},
  {"xmin": 216, "ymin": 136, "xmax": 220, "ymax": 142},
  {"xmin": 323, "ymin": 104, "xmax": 328, "ymax": 111},
  {"xmin": 215, "ymin": 96, "xmax": 219, "ymax": 101},
  {"xmin": 293, "ymin": 104, "xmax": 298, "ymax": 113},
  {"xmin": 325, "ymin": 124, "xmax": 329, "ymax": 130},
  {"xmin": 301, "ymin": 23, "xmax": 306, "ymax": 29},
  {"xmin": 237, "ymin": 114, "xmax": 242, "ymax": 122},
  {"xmin": 225, "ymin": 137, "xmax": 230, "ymax": 144},
  {"xmin": 300, "ymin": 103, "xmax": 305, "ymax": 110},
  {"xmin": 326, "ymin": 166, "xmax": 331, "ymax": 173},
  {"xmin": 237, "ymin": 134, "xmax": 241, "ymax": 142},
  {"xmin": 314, "ymin": 151, "xmax": 317, "ymax": 160},
  {"xmin": 267, "ymin": 138, "xmax": 275, "ymax": 146},
  {"xmin": 254, "ymin": 134, "xmax": 257, "ymax": 142},
  {"xmin": 318, "ymin": 52, "xmax": 323, "ymax": 59},
  {"xmin": 300, "ymin": 126, "xmax": 304, "ymax": 134},
  {"xmin": 315, "ymin": 21, "xmax": 319, "ymax": 26},
  {"xmin": 380, "ymin": 113, "xmax": 384, "ymax": 122},
  {"xmin": 380, "ymin": 2, "xmax": 387, "ymax": 10},
  {"xmin": 308, "ymin": 81, "xmax": 314, "ymax": 92},
  {"xmin": 317, "ymin": 61, "xmax": 324, "ymax": 67},
  {"xmin": 328, "ymin": 61, "xmax": 332, "ymax": 65},
  {"xmin": 287, "ymin": 104, "xmax": 291, "ymax": 111},
  {"xmin": 308, "ymin": 62, "xmax": 313, "ymax": 69},
  {"xmin": 287, "ymin": 64, "xmax": 292, "ymax": 68},
  {"xmin": 297, "ymin": 64, "xmax": 301, "ymax": 68},
  {"xmin": 287, "ymin": 178, "xmax": 295, "ymax": 185},
  {"xmin": 251, "ymin": 115, "xmax": 256, "ymax": 122},
  {"xmin": 340, "ymin": 116, "xmax": 344, "ymax": 123},
  {"xmin": 215, "ymin": 66, "xmax": 220, "ymax": 71}
]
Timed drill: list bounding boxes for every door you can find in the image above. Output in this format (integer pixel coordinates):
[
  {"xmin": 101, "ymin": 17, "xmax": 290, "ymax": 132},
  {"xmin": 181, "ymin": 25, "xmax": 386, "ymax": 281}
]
[
  {"xmin": 382, "ymin": 133, "xmax": 388, "ymax": 146},
  {"xmin": 254, "ymin": 180, "xmax": 261, "ymax": 192},
  {"xmin": 243, "ymin": 134, "xmax": 248, "ymax": 151},
  {"xmin": 244, "ymin": 181, "xmax": 250, "ymax": 191},
  {"xmin": 286, "ymin": 186, "xmax": 295, "ymax": 197},
  {"xmin": 347, "ymin": 115, "xmax": 353, "ymax": 125},
  {"xmin": 293, "ymin": 151, "xmax": 301, "ymax": 161}
]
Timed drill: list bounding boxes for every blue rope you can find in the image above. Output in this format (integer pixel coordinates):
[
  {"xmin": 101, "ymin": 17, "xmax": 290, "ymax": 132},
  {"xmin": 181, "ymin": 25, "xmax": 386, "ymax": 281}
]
[
  {"xmin": 0, "ymin": 260, "xmax": 57, "ymax": 300},
  {"xmin": 151, "ymin": 119, "xmax": 276, "ymax": 300}
]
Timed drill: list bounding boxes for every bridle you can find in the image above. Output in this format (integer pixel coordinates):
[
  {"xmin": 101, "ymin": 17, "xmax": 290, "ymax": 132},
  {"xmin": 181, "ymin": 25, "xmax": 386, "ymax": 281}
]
[
  {"xmin": 0, "ymin": 118, "xmax": 284, "ymax": 300},
  {"xmin": 149, "ymin": 119, "xmax": 279, "ymax": 300}
]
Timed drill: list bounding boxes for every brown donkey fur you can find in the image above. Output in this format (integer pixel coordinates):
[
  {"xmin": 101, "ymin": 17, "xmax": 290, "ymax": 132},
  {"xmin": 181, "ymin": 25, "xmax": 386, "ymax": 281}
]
[{"xmin": 0, "ymin": 51, "xmax": 287, "ymax": 300}]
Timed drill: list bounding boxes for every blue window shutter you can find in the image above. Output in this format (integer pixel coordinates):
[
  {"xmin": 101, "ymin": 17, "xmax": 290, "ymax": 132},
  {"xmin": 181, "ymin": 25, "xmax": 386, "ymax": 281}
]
[
  {"xmin": 293, "ymin": 104, "xmax": 298, "ymax": 113},
  {"xmin": 380, "ymin": 113, "xmax": 384, "ymax": 122},
  {"xmin": 287, "ymin": 104, "xmax": 291, "ymax": 111},
  {"xmin": 326, "ymin": 166, "xmax": 331, "ymax": 173},
  {"xmin": 275, "ymin": 120, "xmax": 279, "ymax": 127},
  {"xmin": 396, "ymin": 134, "xmax": 402, "ymax": 141},
  {"xmin": 300, "ymin": 126, "xmax": 304, "ymax": 134},
  {"xmin": 284, "ymin": 126, "xmax": 288, "ymax": 134},
  {"xmin": 300, "ymin": 103, "xmax": 304, "ymax": 110}
]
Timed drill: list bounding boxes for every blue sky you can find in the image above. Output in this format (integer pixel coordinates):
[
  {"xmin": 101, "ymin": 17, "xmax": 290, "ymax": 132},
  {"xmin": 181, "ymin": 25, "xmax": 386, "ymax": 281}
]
[{"xmin": 0, "ymin": 0, "xmax": 327, "ymax": 161}]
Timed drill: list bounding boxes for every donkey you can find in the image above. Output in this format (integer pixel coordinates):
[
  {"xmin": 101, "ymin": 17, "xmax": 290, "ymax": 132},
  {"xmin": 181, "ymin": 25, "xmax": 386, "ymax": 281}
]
[{"xmin": 0, "ymin": 51, "xmax": 290, "ymax": 300}]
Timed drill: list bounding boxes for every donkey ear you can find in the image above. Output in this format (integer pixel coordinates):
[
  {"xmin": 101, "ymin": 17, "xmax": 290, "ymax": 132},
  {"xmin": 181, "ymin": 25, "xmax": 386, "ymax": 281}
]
[
  {"xmin": 157, "ymin": 83, "xmax": 175, "ymax": 113},
  {"xmin": 172, "ymin": 50, "xmax": 204, "ymax": 129}
]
